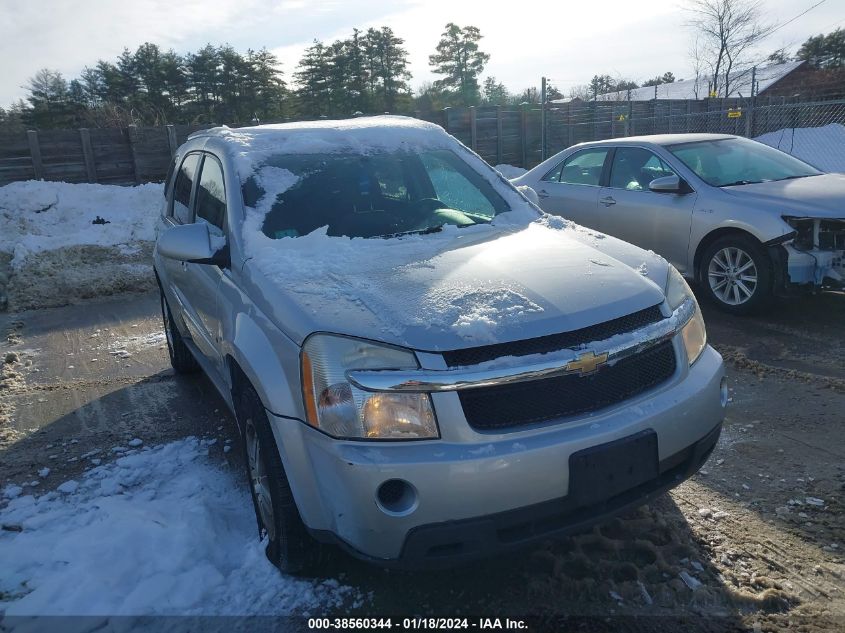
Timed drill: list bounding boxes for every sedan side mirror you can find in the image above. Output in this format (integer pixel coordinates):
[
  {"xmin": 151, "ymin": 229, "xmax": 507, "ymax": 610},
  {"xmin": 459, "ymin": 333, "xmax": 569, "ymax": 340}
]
[
  {"xmin": 649, "ymin": 175, "xmax": 683, "ymax": 193},
  {"xmin": 157, "ymin": 223, "xmax": 228, "ymax": 266}
]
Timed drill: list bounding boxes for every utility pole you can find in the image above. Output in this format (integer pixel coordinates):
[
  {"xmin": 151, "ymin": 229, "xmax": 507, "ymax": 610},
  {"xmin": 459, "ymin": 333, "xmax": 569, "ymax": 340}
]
[
  {"xmin": 541, "ymin": 76, "xmax": 547, "ymax": 161},
  {"xmin": 746, "ymin": 65, "xmax": 757, "ymax": 137}
]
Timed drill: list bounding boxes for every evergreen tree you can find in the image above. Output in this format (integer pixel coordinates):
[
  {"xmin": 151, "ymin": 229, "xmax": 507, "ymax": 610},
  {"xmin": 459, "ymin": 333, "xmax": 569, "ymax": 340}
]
[
  {"xmin": 294, "ymin": 40, "xmax": 332, "ymax": 117},
  {"xmin": 797, "ymin": 29, "xmax": 845, "ymax": 69},
  {"xmin": 481, "ymin": 76, "xmax": 509, "ymax": 104},
  {"xmin": 23, "ymin": 68, "xmax": 82, "ymax": 128},
  {"xmin": 428, "ymin": 23, "xmax": 490, "ymax": 105},
  {"xmin": 365, "ymin": 27, "xmax": 411, "ymax": 112}
]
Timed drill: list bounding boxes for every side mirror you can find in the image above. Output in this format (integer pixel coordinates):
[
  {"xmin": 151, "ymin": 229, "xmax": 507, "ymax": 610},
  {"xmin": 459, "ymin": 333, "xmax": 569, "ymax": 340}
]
[
  {"xmin": 516, "ymin": 185, "xmax": 541, "ymax": 206},
  {"xmin": 157, "ymin": 223, "xmax": 228, "ymax": 266},
  {"xmin": 648, "ymin": 175, "xmax": 682, "ymax": 193}
]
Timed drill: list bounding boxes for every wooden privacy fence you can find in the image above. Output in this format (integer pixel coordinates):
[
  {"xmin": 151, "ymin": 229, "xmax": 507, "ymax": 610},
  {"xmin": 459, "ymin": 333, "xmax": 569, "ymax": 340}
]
[
  {"xmin": 0, "ymin": 124, "xmax": 210, "ymax": 186},
  {"xmin": 1, "ymin": 96, "xmax": 842, "ymax": 186}
]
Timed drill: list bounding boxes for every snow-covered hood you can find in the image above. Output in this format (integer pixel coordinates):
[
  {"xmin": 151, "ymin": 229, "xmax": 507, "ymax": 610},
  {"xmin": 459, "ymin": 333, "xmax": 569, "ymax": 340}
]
[
  {"xmin": 242, "ymin": 220, "xmax": 669, "ymax": 352},
  {"xmin": 723, "ymin": 173, "xmax": 845, "ymax": 219}
]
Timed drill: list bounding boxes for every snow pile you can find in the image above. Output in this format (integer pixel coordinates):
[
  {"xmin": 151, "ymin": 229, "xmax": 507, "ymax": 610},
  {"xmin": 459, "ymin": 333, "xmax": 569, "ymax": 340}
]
[
  {"xmin": 0, "ymin": 180, "xmax": 162, "ymax": 311},
  {"xmin": 755, "ymin": 123, "xmax": 845, "ymax": 173},
  {"xmin": 494, "ymin": 164, "xmax": 528, "ymax": 179},
  {"xmin": 0, "ymin": 437, "xmax": 363, "ymax": 616}
]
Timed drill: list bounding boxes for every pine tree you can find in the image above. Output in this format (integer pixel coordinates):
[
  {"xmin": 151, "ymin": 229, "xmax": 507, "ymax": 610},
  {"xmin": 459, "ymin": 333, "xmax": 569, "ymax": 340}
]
[
  {"xmin": 428, "ymin": 23, "xmax": 490, "ymax": 105},
  {"xmin": 294, "ymin": 40, "xmax": 332, "ymax": 117},
  {"xmin": 482, "ymin": 76, "xmax": 509, "ymax": 104}
]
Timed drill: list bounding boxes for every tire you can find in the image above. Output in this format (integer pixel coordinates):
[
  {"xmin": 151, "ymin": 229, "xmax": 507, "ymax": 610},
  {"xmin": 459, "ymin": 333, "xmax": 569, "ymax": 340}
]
[
  {"xmin": 699, "ymin": 234, "xmax": 772, "ymax": 315},
  {"xmin": 233, "ymin": 381, "xmax": 322, "ymax": 575},
  {"xmin": 160, "ymin": 290, "xmax": 200, "ymax": 374}
]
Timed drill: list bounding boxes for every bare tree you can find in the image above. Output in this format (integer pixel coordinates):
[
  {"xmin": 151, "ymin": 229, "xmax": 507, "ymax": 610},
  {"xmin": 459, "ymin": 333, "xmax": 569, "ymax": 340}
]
[{"xmin": 686, "ymin": 0, "xmax": 774, "ymax": 97}]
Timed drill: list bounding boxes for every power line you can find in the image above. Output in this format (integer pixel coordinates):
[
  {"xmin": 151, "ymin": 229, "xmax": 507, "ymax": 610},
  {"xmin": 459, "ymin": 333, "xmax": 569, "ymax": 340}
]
[{"xmin": 768, "ymin": 0, "xmax": 828, "ymax": 38}]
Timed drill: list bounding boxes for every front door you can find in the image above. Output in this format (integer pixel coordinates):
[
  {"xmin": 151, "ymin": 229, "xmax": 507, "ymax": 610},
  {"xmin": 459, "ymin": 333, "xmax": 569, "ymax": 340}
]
[
  {"xmin": 597, "ymin": 147, "xmax": 697, "ymax": 273},
  {"xmin": 180, "ymin": 153, "xmax": 228, "ymax": 371}
]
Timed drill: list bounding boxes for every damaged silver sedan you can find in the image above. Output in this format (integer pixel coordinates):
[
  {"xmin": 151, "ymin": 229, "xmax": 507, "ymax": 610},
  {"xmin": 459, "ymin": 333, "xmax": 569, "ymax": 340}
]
[{"xmin": 512, "ymin": 134, "xmax": 845, "ymax": 314}]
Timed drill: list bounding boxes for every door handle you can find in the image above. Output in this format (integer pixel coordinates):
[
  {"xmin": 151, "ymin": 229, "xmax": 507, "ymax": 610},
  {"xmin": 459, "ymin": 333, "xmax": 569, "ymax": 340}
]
[
  {"xmin": 600, "ymin": 196, "xmax": 616, "ymax": 206},
  {"xmin": 537, "ymin": 189, "xmax": 550, "ymax": 198}
]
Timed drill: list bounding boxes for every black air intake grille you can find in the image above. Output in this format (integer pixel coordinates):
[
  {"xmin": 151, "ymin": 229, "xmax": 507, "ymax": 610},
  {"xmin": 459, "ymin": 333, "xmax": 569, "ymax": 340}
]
[{"xmin": 458, "ymin": 340, "xmax": 677, "ymax": 430}]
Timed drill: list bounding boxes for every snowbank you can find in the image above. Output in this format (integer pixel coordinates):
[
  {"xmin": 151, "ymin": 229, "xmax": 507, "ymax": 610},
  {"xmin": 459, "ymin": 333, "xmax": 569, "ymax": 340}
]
[
  {"xmin": 755, "ymin": 123, "xmax": 845, "ymax": 173},
  {"xmin": 0, "ymin": 437, "xmax": 364, "ymax": 616},
  {"xmin": 0, "ymin": 180, "xmax": 162, "ymax": 311},
  {"xmin": 494, "ymin": 164, "xmax": 528, "ymax": 179}
]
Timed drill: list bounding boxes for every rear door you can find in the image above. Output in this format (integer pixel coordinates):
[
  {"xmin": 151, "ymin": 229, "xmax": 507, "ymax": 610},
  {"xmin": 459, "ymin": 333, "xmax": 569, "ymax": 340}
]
[
  {"xmin": 534, "ymin": 147, "xmax": 610, "ymax": 228},
  {"xmin": 597, "ymin": 147, "xmax": 697, "ymax": 273}
]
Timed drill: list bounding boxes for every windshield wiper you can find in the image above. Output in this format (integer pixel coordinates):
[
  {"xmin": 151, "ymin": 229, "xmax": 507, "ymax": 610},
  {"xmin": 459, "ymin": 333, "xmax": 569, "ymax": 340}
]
[
  {"xmin": 774, "ymin": 174, "xmax": 818, "ymax": 181},
  {"xmin": 718, "ymin": 180, "xmax": 761, "ymax": 187},
  {"xmin": 384, "ymin": 225, "xmax": 445, "ymax": 238}
]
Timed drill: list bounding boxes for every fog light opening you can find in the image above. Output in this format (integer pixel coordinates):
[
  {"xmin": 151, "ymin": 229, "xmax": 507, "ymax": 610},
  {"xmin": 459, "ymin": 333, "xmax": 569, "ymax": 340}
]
[
  {"xmin": 720, "ymin": 377, "xmax": 729, "ymax": 408},
  {"xmin": 375, "ymin": 479, "xmax": 418, "ymax": 516}
]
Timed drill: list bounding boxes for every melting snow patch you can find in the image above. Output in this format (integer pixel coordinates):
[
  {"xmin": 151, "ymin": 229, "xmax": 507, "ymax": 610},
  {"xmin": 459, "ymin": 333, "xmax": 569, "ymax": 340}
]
[
  {"xmin": 0, "ymin": 437, "xmax": 363, "ymax": 615},
  {"xmin": 494, "ymin": 164, "xmax": 528, "ymax": 179}
]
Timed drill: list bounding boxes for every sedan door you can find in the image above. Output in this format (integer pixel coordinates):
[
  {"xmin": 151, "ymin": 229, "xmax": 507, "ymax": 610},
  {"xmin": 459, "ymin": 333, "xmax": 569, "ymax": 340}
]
[
  {"xmin": 533, "ymin": 147, "xmax": 610, "ymax": 228},
  {"xmin": 597, "ymin": 147, "xmax": 697, "ymax": 273}
]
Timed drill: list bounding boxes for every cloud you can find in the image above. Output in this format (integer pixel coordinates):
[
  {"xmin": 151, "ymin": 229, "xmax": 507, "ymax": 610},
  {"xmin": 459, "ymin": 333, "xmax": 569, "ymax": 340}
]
[{"xmin": 1, "ymin": 0, "xmax": 841, "ymax": 106}]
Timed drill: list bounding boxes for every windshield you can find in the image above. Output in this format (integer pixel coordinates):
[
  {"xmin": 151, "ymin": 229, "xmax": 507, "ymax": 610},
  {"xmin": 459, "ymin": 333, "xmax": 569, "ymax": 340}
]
[
  {"xmin": 667, "ymin": 137, "xmax": 823, "ymax": 187},
  {"xmin": 241, "ymin": 149, "xmax": 511, "ymax": 239}
]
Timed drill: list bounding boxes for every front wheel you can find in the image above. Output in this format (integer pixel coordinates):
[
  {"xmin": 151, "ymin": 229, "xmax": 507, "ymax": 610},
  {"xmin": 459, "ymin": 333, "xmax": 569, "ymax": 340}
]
[
  {"xmin": 234, "ymin": 382, "xmax": 322, "ymax": 574},
  {"xmin": 700, "ymin": 235, "xmax": 772, "ymax": 315}
]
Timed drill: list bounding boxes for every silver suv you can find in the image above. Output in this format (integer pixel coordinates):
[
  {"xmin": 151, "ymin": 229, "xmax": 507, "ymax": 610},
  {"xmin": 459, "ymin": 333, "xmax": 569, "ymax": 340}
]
[{"xmin": 154, "ymin": 116, "xmax": 727, "ymax": 572}]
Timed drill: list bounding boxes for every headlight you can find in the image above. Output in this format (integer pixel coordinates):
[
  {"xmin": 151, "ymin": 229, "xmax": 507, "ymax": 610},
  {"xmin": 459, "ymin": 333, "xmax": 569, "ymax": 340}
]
[
  {"xmin": 301, "ymin": 334, "xmax": 438, "ymax": 440},
  {"xmin": 665, "ymin": 267, "xmax": 707, "ymax": 365}
]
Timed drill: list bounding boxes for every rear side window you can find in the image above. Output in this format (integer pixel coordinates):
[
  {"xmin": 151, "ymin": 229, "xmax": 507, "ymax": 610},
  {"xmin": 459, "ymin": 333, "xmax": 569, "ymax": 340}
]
[
  {"xmin": 170, "ymin": 153, "xmax": 201, "ymax": 224},
  {"xmin": 544, "ymin": 148, "xmax": 609, "ymax": 186},
  {"xmin": 194, "ymin": 156, "xmax": 227, "ymax": 233}
]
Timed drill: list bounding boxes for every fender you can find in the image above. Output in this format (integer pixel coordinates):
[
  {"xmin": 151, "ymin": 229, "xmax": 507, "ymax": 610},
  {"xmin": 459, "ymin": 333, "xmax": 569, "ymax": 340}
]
[{"xmin": 222, "ymin": 310, "xmax": 304, "ymax": 421}]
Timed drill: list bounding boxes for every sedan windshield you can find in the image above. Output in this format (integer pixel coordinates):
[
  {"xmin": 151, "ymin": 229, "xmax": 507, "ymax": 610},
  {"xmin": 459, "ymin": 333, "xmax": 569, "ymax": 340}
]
[
  {"xmin": 667, "ymin": 137, "xmax": 822, "ymax": 187},
  {"xmin": 242, "ymin": 149, "xmax": 510, "ymax": 239}
]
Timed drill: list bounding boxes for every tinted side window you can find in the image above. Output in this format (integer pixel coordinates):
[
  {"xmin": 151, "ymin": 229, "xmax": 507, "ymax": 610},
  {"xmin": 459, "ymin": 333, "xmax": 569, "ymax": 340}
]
[
  {"xmin": 550, "ymin": 149, "xmax": 609, "ymax": 186},
  {"xmin": 171, "ymin": 153, "xmax": 201, "ymax": 224},
  {"xmin": 195, "ymin": 155, "xmax": 227, "ymax": 232},
  {"xmin": 609, "ymin": 147, "xmax": 677, "ymax": 191}
]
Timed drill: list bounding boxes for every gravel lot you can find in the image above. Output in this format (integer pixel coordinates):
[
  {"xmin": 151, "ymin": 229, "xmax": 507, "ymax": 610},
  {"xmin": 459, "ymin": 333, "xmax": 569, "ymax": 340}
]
[{"xmin": 1, "ymin": 288, "xmax": 843, "ymax": 631}]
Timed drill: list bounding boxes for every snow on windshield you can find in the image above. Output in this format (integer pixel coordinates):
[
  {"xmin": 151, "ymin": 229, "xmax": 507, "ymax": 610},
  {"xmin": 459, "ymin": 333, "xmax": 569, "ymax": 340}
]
[{"xmin": 233, "ymin": 119, "xmax": 554, "ymax": 342}]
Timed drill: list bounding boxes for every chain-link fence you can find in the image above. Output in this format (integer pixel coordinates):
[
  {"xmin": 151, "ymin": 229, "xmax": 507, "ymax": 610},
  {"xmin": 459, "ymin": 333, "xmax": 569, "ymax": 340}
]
[
  {"xmin": 429, "ymin": 98, "xmax": 845, "ymax": 173},
  {"xmin": 543, "ymin": 97, "xmax": 845, "ymax": 172}
]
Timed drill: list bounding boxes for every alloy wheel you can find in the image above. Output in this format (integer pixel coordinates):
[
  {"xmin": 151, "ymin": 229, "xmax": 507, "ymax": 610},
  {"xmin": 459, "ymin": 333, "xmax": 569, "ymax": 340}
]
[
  {"xmin": 708, "ymin": 246, "xmax": 758, "ymax": 306},
  {"xmin": 244, "ymin": 417, "xmax": 276, "ymax": 540}
]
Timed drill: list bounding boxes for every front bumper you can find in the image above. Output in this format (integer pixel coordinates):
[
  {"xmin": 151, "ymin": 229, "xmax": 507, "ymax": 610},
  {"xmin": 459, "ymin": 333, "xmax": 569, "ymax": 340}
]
[
  {"xmin": 770, "ymin": 243, "xmax": 845, "ymax": 295},
  {"xmin": 268, "ymin": 344, "xmax": 726, "ymax": 564}
]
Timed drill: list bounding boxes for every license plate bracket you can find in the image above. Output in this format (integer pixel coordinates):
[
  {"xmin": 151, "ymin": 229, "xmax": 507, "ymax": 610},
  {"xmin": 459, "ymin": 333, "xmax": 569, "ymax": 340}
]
[{"xmin": 568, "ymin": 429, "xmax": 659, "ymax": 506}]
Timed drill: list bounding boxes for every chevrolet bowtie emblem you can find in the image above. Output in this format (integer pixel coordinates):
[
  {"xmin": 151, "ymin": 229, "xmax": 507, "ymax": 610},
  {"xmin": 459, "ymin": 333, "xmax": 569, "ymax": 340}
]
[{"xmin": 565, "ymin": 351, "xmax": 609, "ymax": 375}]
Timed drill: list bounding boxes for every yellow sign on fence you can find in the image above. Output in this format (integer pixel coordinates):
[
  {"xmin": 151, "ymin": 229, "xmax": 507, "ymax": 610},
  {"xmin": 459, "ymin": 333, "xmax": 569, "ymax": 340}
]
[{"xmin": 727, "ymin": 109, "xmax": 742, "ymax": 119}]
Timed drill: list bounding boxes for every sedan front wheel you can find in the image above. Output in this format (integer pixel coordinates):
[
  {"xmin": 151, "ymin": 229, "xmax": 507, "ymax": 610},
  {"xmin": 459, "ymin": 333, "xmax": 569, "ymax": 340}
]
[{"xmin": 700, "ymin": 235, "xmax": 772, "ymax": 315}]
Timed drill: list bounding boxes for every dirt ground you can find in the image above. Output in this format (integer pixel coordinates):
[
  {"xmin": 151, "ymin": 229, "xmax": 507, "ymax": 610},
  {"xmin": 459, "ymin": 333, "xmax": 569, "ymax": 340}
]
[{"xmin": 1, "ymin": 288, "xmax": 843, "ymax": 631}]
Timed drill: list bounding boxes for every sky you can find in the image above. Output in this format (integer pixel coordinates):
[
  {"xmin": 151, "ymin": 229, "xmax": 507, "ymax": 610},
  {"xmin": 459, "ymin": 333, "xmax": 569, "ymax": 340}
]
[{"xmin": 0, "ymin": 0, "xmax": 842, "ymax": 107}]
